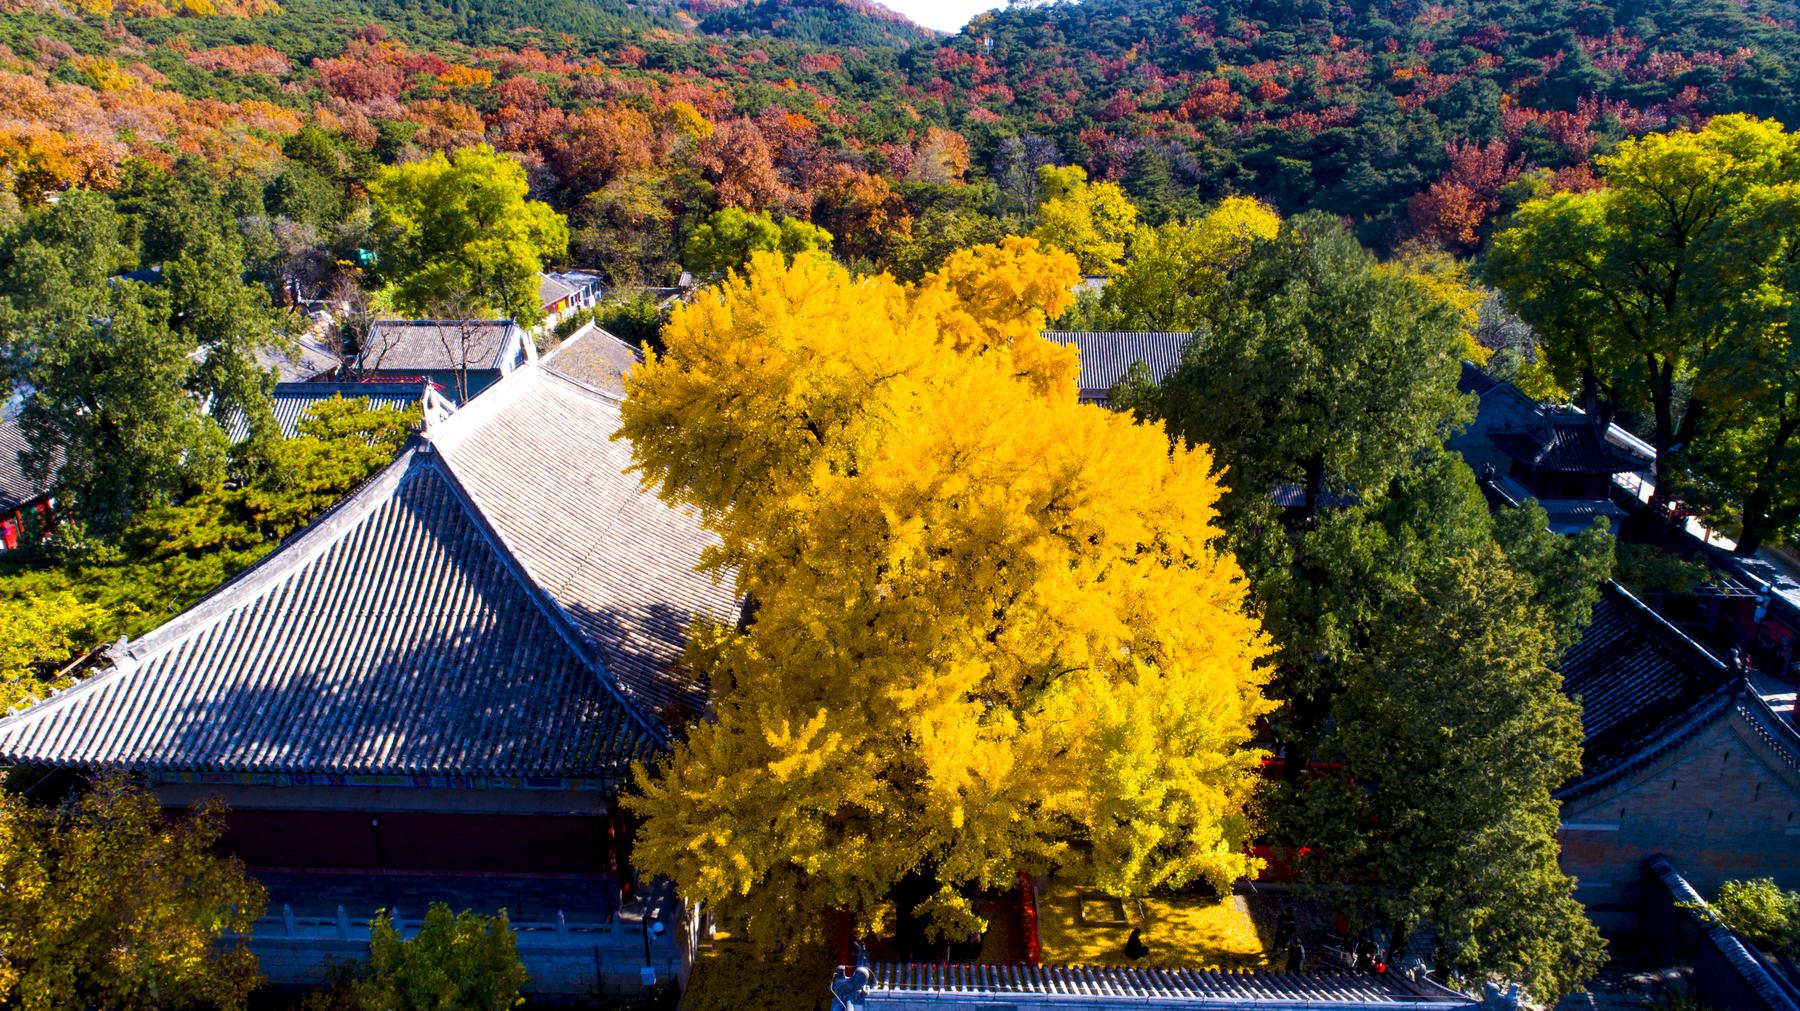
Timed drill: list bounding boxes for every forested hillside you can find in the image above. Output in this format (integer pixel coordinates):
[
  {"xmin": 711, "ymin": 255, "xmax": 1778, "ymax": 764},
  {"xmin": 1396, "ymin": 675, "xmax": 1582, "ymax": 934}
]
[
  {"xmin": 6, "ymin": 0, "xmax": 1800, "ymax": 262},
  {"xmin": 917, "ymin": 0, "xmax": 1800, "ymax": 244}
]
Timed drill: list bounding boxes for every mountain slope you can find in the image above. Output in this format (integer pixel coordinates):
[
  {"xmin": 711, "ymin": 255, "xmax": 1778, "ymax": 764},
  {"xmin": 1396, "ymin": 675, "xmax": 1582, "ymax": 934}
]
[
  {"xmin": 908, "ymin": 0, "xmax": 1800, "ymax": 245},
  {"xmin": 689, "ymin": 0, "xmax": 936, "ymax": 46}
]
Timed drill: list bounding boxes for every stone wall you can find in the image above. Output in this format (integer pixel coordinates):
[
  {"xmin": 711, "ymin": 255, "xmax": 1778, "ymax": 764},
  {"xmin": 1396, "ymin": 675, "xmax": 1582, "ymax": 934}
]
[
  {"xmin": 241, "ymin": 909, "xmax": 687, "ymax": 999},
  {"xmin": 1559, "ymin": 712, "xmax": 1800, "ymax": 934}
]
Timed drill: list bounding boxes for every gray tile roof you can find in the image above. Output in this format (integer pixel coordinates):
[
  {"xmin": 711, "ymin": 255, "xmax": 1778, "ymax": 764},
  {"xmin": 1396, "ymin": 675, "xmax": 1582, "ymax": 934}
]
[
  {"xmin": 857, "ymin": 962, "xmax": 1474, "ymax": 1007},
  {"xmin": 0, "ymin": 449, "xmax": 657, "ymax": 779},
  {"xmin": 543, "ymin": 325, "xmax": 642, "ymax": 399},
  {"xmin": 1560, "ymin": 582, "xmax": 1730, "ymax": 770},
  {"xmin": 225, "ymin": 382, "xmax": 427, "ymax": 442},
  {"xmin": 1456, "ymin": 362, "xmax": 1655, "ymax": 475},
  {"xmin": 1489, "ymin": 422, "xmax": 1644, "ymax": 474},
  {"xmin": 0, "ymin": 363, "xmax": 740, "ymax": 779},
  {"xmin": 1042, "ymin": 331, "xmax": 1194, "ymax": 402},
  {"xmin": 538, "ymin": 273, "xmax": 578, "ymax": 310},
  {"xmin": 1648, "ymin": 857, "xmax": 1800, "ymax": 1011},
  {"xmin": 0, "ymin": 416, "xmax": 47, "ymax": 513},
  {"xmin": 360, "ymin": 320, "xmax": 521, "ymax": 373},
  {"xmin": 257, "ymin": 335, "xmax": 342, "ymax": 383},
  {"xmin": 431, "ymin": 368, "xmax": 740, "ymax": 721}
]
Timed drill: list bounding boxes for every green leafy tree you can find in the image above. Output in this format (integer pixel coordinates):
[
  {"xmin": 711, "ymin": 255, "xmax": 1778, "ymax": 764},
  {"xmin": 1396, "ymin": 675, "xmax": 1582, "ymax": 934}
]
[
  {"xmin": 164, "ymin": 230, "xmax": 294, "ymax": 451},
  {"xmin": 1160, "ymin": 212, "xmax": 1471, "ymax": 527},
  {"xmin": 1141, "ymin": 210, "xmax": 1609, "ymax": 1000},
  {"xmin": 345, "ymin": 904, "xmax": 528, "ymax": 1010},
  {"xmin": 682, "ymin": 206, "xmax": 832, "ymax": 278},
  {"xmin": 369, "ymin": 145, "xmax": 569, "ymax": 328},
  {"xmin": 0, "ymin": 775, "xmax": 266, "ymax": 1011},
  {"xmin": 571, "ymin": 170, "xmax": 681, "ymax": 286},
  {"xmin": 1301, "ymin": 543, "xmax": 1605, "ymax": 1000},
  {"xmin": 1666, "ymin": 187, "xmax": 1800, "ymax": 553},
  {"xmin": 1088, "ymin": 197, "xmax": 1280, "ymax": 332},
  {"xmin": 12, "ymin": 280, "xmax": 228, "ymax": 537},
  {"xmin": 1710, "ymin": 879, "xmax": 1800, "ymax": 957},
  {"xmin": 1241, "ymin": 456, "xmax": 1609, "ymax": 1001},
  {"xmin": 1487, "ymin": 116, "xmax": 1798, "ymax": 543}
]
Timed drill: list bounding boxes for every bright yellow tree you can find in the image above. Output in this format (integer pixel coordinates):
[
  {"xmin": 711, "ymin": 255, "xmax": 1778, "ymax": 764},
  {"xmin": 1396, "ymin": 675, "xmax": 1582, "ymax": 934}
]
[
  {"xmin": 0, "ymin": 777, "xmax": 265, "ymax": 1010},
  {"xmin": 620, "ymin": 245, "xmax": 1272, "ymax": 951},
  {"xmin": 1030, "ymin": 164, "xmax": 1140, "ymax": 274},
  {"xmin": 1091, "ymin": 196, "xmax": 1281, "ymax": 332},
  {"xmin": 1387, "ymin": 247, "xmax": 1490, "ymax": 365}
]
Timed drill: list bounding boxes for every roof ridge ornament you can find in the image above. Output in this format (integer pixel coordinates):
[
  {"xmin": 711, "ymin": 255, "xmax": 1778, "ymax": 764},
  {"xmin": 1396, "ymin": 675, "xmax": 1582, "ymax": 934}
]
[{"xmin": 420, "ymin": 386, "xmax": 458, "ymax": 434}]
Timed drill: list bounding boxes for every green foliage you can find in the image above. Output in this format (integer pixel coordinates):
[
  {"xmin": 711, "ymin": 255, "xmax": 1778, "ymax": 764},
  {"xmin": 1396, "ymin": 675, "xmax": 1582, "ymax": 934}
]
[
  {"xmin": 0, "ymin": 775, "xmax": 266, "ymax": 1011},
  {"xmin": 1122, "ymin": 203, "xmax": 1607, "ymax": 999},
  {"xmin": 13, "ymin": 280, "xmax": 230, "ymax": 537},
  {"xmin": 0, "ymin": 397, "xmax": 418, "ymax": 703},
  {"xmin": 593, "ymin": 290, "xmax": 672, "ymax": 349},
  {"xmin": 1105, "ymin": 359, "xmax": 1161, "ymax": 423},
  {"xmin": 1488, "ymin": 115, "xmax": 1800, "ymax": 553},
  {"xmin": 1160, "ymin": 212, "xmax": 1471, "ymax": 526},
  {"xmin": 1227, "ymin": 453, "xmax": 1610, "ymax": 1001},
  {"xmin": 1086, "ymin": 197, "xmax": 1280, "ymax": 333},
  {"xmin": 0, "ymin": 184, "xmax": 297, "ymax": 535},
  {"xmin": 1613, "ymin": 543, "xmax": 1716, "ymax": 597},
  {"xmin": 1300, "ymin": 543, "xmax": 1605, "ymax": 1000},
  {"xmin": 1493, "ymin": 503, "xmax": 1615, "ymax": 650},
  {"xmin": 696, "ymin": 0, "xmax": 936, "ymax": 48},
  {"xmin": 683, "ymin": 207, "xmax": 832, "ymax": 278},
  {"xmin": 1711, "ymin": 878, "xmax": 1800, "ymax": 957},
  {"xmin": 370, "ymin": 145, "xmax": 569, "ymax": 328},
  {"xmin": 338, "ymin": 904, "xmax": 528, "ymax": 1010}
]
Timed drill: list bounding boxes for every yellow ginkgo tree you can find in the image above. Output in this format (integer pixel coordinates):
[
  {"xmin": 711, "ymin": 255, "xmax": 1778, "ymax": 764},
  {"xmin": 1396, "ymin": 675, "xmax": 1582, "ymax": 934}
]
[{"xmin": 620, "ymin": 242, "xmax": 1272, "ymax": 951}]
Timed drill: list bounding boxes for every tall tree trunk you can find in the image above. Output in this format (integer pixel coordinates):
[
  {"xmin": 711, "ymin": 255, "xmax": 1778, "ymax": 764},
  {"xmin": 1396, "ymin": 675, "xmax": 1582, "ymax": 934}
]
[
  {"xmin": 1299, "ymin": 453, "xmax": 1326, "ymax": 530},
  {"xmin": 1736, "ymin": 486, "xmax": 1769, "ymax": 556}
]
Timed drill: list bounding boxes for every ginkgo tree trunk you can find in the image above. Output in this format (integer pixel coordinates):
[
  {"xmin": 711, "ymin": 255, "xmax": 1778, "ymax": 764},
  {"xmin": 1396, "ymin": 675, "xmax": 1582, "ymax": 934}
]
[{"xmin": 619, "ymin": 243, "xmax": 1273, "ymax": 952}]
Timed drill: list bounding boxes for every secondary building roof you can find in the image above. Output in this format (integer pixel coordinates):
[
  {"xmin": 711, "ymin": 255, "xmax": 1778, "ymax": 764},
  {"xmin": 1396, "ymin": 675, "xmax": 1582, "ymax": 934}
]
[
  {"xmin": 0, "ymin": 417, "xmax": 47, "ymax": 514},
  {"xmin": 539, "ymin": 273, "xmax": 578, "ymax": 311},
  {"xmin": 1556, "ymin": 581, "xmax": 1800, "ymax": 801},
  {"xmin": 0, "ymin": 364, "xmax": 740, "ymax": 784},
  {"xmin": 360, "ymin": 320, "xmax": 526, "ymax": 374},
  {"xmin": 224, "ymin": 382, "xmax": 428, "ymax": 442},
  {"xmin": 1488, "ymin": 423, "xmax": 1645, "ymax": 474},
  {"xmin": 542, "ymin": 325, "xmax": 642, "ymax": 400},
  {"xmin": 850, "ymin": 962, "xmax": 1476, "ymax": 1009},
  {"xmin": 1454, "ymin": 363, "xmax": 1654, "ymax": 475},
  {"xmin": 1560, "ymin": 582, "xmax": 1733, "ymax": 777},
  {"xmin": 256, "ymin": 334, "xmax": 342, "ymax": 383},
  {"xmin": 1042, "ymin": 331, "xmax": 1194, "ymax": 403},
  {"xmin": 430, "ymin": 367, "xmax": 740, "ymax": 719}
]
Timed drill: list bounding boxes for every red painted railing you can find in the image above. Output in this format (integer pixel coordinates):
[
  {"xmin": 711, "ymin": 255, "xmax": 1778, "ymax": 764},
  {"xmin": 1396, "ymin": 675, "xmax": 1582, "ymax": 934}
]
[{"xmin": 1017, "ymin": 871, "xmax": 1041, "ymax": 967}]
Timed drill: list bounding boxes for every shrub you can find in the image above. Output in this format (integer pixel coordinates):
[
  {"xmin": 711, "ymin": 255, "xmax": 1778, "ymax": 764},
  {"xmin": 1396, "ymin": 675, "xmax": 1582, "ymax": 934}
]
[{"xmin": 1713, "ymin": 878, "xmax": 1799, "ymax": 957}]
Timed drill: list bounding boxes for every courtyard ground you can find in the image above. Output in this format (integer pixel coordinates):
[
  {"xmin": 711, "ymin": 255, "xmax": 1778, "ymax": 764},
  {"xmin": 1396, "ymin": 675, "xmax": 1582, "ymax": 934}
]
[{"xmin": 1034, "ymin": 879, "xmax": 1268, "ymax": 969}]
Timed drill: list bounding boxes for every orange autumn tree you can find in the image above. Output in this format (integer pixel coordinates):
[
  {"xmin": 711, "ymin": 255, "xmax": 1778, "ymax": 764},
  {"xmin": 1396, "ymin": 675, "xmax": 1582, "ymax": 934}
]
[{"xmin": 621, "ymin": 243, "xmax": 1272, "ymax": 950}]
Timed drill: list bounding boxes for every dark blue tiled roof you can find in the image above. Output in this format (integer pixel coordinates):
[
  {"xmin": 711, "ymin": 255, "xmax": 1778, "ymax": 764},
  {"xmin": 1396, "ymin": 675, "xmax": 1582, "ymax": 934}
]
[
  {"xmin": 857, "ymin": 962, "xmax": 1474, "ymax": 1007},
  {"xmin": 1042, "ymin": 331, "xmax": 1194, "ymax": 402},
  {"xmin": 0, "ymin": 367, "xmax": 743, "ymax": 781},
  {"xmin": 0, "ymin": 451, "xmax": 656, "ymax": 779},
  {"xmin": 1559, "ymin": 582, "xmax": 1731, "ymax": 781},
  {"xmin": 1489, "ymin": 423, "xmax": 1644, "ymax": 474},
  {"xmin": 224, "ymin": 382, "xmax": 426, "ymax": 442}
]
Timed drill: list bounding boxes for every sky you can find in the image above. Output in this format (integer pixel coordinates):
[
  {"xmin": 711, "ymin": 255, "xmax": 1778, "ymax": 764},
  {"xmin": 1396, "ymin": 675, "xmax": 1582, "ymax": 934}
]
[{"xmin": 877, "ymin": 0, "xmax": 1004, "ymax": 33}]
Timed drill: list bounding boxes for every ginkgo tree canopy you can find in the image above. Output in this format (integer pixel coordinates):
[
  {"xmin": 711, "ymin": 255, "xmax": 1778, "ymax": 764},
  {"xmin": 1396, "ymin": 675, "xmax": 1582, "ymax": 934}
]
[{"xmin": 620, "ymin": 243, "xmax": 1272, "ymax": 949}]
